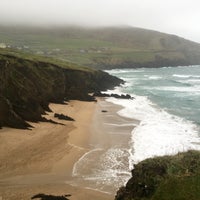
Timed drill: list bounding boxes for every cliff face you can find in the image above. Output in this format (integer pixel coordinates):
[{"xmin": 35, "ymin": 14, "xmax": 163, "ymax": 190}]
[
  {"xmin": 115, "ymin": 150, "xmax": 200, "ymax": 200},
  {"xmin": 0, "ymin": 53, "xmax": 122, "ymax": 129}
]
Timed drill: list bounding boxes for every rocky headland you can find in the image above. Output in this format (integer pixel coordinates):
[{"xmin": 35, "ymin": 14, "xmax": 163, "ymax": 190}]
[{"xmin": 0, "ymin": 51, "xmax": 123, "ymax": 129}]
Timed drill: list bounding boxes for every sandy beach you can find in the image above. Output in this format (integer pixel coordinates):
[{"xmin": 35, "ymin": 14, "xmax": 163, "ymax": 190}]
[{"xmin": 0, "ymin": 100, "xmax": 113, "ymax": 200}]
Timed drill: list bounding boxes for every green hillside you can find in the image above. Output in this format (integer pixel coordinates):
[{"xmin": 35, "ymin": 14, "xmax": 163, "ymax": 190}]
[{"xmin": 1, "ymin": 26, "xmax": 200, "ymax": 69}]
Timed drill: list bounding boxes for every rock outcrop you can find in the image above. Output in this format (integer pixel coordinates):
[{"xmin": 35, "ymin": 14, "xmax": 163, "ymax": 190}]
[
  {"xmin": 93, "ymin": 91, "xmax": 133, "ymax": 99},
  {"xmin": 54, "ymin": 113, "xmax": 74, "ymax": 121},
  {"xmin": 31, "ymin": 193, "xmax": 71, "ymax": 200}
]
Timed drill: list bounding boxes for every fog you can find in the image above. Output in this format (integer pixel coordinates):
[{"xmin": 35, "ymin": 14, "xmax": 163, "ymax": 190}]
[{"xmin": 0, "ymin": 0, "xmax": 200, "ymax": 42}]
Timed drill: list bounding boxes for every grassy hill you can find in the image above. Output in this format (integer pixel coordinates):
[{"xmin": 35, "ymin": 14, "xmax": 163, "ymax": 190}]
[
  {"xmin": 0, "ymin": 48, "xmax": 122, "ymax": 129},
  {"xmin": 115, "ymin": 150, "xmax": 200, "ymax": 200},
  {"xmin": 1, "ymin": 26, "xmax": 200, "ymax": 69}
]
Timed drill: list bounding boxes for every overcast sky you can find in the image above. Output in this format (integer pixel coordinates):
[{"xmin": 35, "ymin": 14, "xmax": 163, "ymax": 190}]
[{"xmin": 0, "ymin": 0, "xmax": 200, "ymax": 43}]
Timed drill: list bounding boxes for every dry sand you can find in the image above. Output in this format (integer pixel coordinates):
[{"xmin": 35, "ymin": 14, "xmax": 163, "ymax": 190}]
[{"xmin": 0, "ymin": 100, "xmax": 113, "ymax": 200}]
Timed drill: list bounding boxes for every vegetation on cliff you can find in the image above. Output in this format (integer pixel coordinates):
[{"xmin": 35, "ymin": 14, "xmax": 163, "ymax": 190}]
[
  {"xmin": 115, "ymin": 150, "xmax": 200, "ymax": 200},
  {"xmin": 0, "ymin": 49, "xmax": 123, "ymax": 129},
  {"xmin": 1, "ymin": 26, "xmax": 200, "ymax": 69}
]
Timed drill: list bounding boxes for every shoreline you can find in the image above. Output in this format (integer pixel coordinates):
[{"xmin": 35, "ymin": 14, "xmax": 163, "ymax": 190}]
[{"xmin": 71, "ymin": 98, "xmax": 138, "ymax": 193}]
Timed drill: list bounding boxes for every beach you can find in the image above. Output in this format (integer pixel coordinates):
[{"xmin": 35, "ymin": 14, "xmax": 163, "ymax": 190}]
[
  {"xmin": 72, "ymin": 99, "xmax": 137, "ymax": 193},
  {"xmin": 2, "ymin": 85, "xmax": 198, "ymax": 199},
  {"xmin": 0, "ymin": 100, "xmax": 114, "ymax": 200}
]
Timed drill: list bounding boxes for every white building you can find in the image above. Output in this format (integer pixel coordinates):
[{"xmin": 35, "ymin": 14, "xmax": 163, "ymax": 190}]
[{"xmin": 0, "ymin": 43, "xmax": 6, "ymax": 48}]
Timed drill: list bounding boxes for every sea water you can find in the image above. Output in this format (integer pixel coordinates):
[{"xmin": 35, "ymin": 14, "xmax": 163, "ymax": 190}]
[
  {"xmin": 72, "ymin": 65, "xmax": 200, "ymax": 193},
  {"xmin": 106, "ymin": 66, "xmax": 200, "ymax": 164}
]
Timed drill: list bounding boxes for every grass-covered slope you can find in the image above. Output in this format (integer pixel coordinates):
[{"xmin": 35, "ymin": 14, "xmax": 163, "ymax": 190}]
[
  {"xmin": 1, "ymin": 26, "xmax": 200, "ymax": 68},
  {"xmin": 115, "ymin": 150, "xmax": 200, "ymax": 200},
  {"xmin": 0, "ymin": 49, "xmax": 122, "ymax": 129}
]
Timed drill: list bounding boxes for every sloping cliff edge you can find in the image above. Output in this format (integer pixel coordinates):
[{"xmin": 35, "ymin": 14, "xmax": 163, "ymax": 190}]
[
  {"xmin": 0, "ymin": 53, "xmax": 123, "ymax": 129},
  {"xmin": 115, "ymin": 150, "xmax": 200, "ymax": 200}
]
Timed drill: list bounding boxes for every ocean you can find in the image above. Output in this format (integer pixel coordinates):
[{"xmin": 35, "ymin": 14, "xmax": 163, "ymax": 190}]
[
  {"xmin": 71, "ymin": 65, "xmax": 200, "ymax": 194},
  {"xmin": 106, "ymin": 66, "xmax": 200, "ymax": 163}
]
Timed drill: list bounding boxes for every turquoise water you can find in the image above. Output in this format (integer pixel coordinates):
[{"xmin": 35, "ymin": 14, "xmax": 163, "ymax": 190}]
[{"xmin": 107, "ymin": 66, "xmax": 200, "ymax": 125}]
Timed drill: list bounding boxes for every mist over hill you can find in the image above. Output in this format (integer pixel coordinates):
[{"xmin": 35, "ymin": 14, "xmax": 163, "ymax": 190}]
[{"xmin": 1, "ymin": 26, "xmax": 200, "ymax": 69}]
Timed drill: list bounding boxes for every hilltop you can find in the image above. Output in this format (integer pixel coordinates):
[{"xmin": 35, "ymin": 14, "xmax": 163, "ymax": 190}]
[
  {"xmin": 1, "ymin": 26, "xmax": 200, "ymax": 69},
  {"xmin": 0, "ymin": 48, "xmax": 122, "ymax": 129}
]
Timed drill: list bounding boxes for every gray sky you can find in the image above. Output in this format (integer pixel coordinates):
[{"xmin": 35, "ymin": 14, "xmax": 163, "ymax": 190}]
[{"xmin": 0, "ymin": 0, "xmax": 200, "ymax": 43}]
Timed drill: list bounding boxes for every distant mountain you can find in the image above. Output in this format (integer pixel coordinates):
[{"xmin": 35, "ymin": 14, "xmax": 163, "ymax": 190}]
[{"xmin": 0, "ymin": 26, "xmax": 200, "ymax": 69}]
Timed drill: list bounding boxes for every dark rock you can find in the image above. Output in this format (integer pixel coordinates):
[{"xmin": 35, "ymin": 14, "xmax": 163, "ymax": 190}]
[
  {"xmin": 0, "ymin": 96, "xmax": 32, "ymax": 129},
  {"xmin": 101, "ymin": 110, "xmax": 108, "ymax": 113},
  {"xmin": 54, "ymin": 113, "xmax": 74, "ymax": 121},
  {"xmin": 93, "ymin": 91, "xmax": 110, "ymax": 97},
  {"xmin": 110, "ymin": 93, "xmax": 134, "ymax": 99},
  {"xmin": 41, "ymin": 117, "xmax": 65, "ymax": 125},
  {"xmin": 93, "ymin": 91, "xmax": 134, "ymax": 99},
  {"xmin": 31, "ymin": 193, "xmax": 71, "ymax": 200}
]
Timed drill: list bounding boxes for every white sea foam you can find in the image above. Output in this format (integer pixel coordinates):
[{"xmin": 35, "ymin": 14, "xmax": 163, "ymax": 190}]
[
  {"xmin": 104, "ymin": 69, "xmax": 131, "ymax": 74},
  {"xmin": 105, "ymin": 69, "xmax": 144, "ymax": 74},
  {"xmin": 145, "ymin": 86, "xmax": 200, "ymax": 93},
  {"xmin": 72, "ymin": 147, "xmax": 131, "ymax": 191},
  {"xmin": 107, "ymin": 94, "xmax": 200, "ymax": 167},
  {"xmin": 148, "ymin": 76, "xmax": 162, "ymax": 80},
  {"xmin": 178, "ymin": 79, "xmax": 200, "ymax": 84},
  {"xmin": 144, "ymin": 75, "xmax": 162, "ymax": 80},
  {"xmin": 173, "ymin": 74, "xmax": 200, "ymax": 78},
  {"xmin": 173, "ymin": 74, "xmax": 191, "ymax": 78},
  {"xmin": 72, "ymin": 148, "xmax": 103, "ymax": 176}
]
